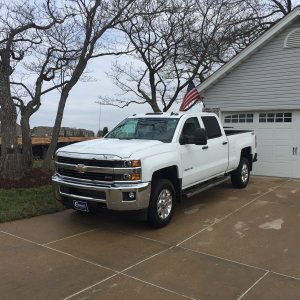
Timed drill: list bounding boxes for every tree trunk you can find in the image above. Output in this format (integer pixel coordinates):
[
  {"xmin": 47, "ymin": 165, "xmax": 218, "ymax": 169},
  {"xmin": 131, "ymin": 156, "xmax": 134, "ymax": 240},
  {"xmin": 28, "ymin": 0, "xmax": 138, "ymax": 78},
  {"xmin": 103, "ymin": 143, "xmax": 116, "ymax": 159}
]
[
  {"xmin": 42, "ymin": 91, "xmax": 68, "ymax": 170},
  {"xmin": 0, "ymin": 97, "xmax": 24, "ymax": 180},
  {"xmin": 20, "ymin": 112, "xmax": 33, "ymax": 169},
  {"xmin": 150, "ymin": 101, "xmax": 161, "ymax": 112},
  {"xmin": 0, "ymin": 54, "xmax": 24, "ymax": 180},
  {"xmin": 42, "ymin": 59, "xmax": 87, "ymax": 171}
]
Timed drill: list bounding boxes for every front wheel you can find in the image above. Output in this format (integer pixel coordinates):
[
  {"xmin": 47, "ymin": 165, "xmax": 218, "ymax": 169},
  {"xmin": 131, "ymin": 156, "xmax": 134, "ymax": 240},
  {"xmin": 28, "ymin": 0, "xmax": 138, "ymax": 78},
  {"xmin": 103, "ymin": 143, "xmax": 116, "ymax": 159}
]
[
  {"xmin": 231, "ymin": 157, "xmax": 250, "ymax": 189},
  {"xmin": 147, "ymin": 179, "xmax": 176, "ymax": 228}
]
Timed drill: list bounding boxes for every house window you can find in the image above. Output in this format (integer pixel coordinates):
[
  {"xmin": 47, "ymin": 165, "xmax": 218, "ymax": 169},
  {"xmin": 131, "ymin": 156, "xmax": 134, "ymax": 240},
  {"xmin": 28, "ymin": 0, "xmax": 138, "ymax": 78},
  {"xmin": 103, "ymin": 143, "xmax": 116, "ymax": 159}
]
[
  {"xmin": 259, "ymin": 112, "xmax": 292, "ymax": 123},
  {"xmin": 224, "ymin": 113, "xmax": 253, "ymax": 123},
  {"xmin": 284, "ymin": 28, "xmax": 300, "ymax": 49}
]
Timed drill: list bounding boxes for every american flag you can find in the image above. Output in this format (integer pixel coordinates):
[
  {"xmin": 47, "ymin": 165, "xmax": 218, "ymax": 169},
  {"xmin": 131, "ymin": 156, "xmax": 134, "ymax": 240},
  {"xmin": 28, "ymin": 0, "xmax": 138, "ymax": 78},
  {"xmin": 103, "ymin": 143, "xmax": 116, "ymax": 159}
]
[{"xmin": 179, "ymin": 80, "xmax": 200, "ymax": 111}]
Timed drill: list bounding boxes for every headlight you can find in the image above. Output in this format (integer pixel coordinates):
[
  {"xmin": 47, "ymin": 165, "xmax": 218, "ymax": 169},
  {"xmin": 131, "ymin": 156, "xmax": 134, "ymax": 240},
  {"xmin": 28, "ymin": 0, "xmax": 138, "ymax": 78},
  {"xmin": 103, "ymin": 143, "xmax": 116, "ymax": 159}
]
[
  {"xmin": 122, "ymin": 173, "xmax": 141, "ymax": 181},
  {"xmin": 123, "ymin": 160, "xmax": 141, "ymax": 168},
  {"xmin": 131, "ymin": 173, "xmax": 141, "ymax": 180}
]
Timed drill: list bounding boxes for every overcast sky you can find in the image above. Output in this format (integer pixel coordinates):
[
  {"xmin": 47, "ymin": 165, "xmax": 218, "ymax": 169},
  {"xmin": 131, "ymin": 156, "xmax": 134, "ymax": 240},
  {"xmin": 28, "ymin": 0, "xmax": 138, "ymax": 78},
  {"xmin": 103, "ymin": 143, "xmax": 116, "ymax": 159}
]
[
  {"xmin": 27, "ymin": 55, "xmax": 203, "ymax": 134},
  {"xmin": 29, "ymin": 56, "xmax": 149, "ymax": 134}
]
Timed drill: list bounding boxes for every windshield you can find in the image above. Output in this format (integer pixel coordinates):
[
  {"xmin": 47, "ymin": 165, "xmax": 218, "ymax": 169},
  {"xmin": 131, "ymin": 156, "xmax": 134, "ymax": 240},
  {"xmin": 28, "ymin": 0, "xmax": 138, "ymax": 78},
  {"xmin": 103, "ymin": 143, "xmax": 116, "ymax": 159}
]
[{"xmin": 106, "ymin": 118, "xmax": 179, "ymax": 143}]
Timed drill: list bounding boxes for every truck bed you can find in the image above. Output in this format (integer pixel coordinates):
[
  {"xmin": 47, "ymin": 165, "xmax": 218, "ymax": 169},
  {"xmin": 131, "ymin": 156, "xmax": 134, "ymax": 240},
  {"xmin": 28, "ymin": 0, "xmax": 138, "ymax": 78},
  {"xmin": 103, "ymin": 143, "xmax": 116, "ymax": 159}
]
[{"xmin": 224, "ymin": 129, "xmax": 253, "ymax": 136}]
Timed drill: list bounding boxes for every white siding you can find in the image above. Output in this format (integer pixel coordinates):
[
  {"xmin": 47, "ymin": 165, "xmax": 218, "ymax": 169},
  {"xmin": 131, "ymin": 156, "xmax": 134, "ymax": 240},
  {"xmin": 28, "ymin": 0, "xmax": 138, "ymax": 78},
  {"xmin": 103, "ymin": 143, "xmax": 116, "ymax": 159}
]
[{"xmin": 203, "ymin": 20, "xmax": 300, "ymax": 110}]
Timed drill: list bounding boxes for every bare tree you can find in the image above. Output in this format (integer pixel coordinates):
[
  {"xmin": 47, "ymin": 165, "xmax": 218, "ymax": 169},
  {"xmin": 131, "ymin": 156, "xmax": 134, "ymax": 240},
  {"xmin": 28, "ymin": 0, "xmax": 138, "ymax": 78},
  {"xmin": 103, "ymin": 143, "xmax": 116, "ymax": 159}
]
[
  {"xmin": 41, "ymin": 0, "xmax": 136, "ymax": 170},
  {"xmin": 100, "ymin": 0, "xmax": 253, "ymax": 112},
  {"xmin": 100, "ymin": 0, "xmax": 299, "ymax": 112},
  {"xmin": 0, "ymin": 0, "xmax": 65, "ymax": 179},
  {"xmin": 260, "ymin": 0, "xmax": 295, "ymax": 16},
  {"xmin": 100, "ymin": 0, "xmax": 200, "ymax": 112},
  {"xmin": 11, "ymin": 44, "xmax": 73, "ymax": 168}
]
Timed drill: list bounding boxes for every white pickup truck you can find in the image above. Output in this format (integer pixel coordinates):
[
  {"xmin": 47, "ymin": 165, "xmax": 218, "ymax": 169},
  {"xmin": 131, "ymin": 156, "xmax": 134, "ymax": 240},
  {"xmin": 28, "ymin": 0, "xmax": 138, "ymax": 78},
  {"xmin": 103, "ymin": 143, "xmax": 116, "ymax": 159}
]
[{"xmin": 52, "ymin": 112, "xmax": 257, "ymax": 227}]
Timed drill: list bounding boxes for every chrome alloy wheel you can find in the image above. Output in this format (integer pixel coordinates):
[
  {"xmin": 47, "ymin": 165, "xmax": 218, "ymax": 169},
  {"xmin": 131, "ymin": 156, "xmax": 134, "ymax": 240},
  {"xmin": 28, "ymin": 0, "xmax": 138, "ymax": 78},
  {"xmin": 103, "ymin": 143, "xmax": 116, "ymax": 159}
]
[
  {"xmin": 157, "ymin": 188, "xmax": 173, "ymax": 220},
  {"xmin": 241, "ymin": 163, "xmax": 249, "ymax": 183}
]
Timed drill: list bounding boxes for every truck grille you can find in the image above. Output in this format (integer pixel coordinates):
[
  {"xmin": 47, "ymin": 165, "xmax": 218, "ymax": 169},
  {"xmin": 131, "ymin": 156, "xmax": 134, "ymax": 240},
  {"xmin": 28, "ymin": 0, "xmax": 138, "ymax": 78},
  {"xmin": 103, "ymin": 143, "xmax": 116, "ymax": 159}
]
[
  {"xmin": 58, "ymin": 168, "xmax": 116, "ymax": 181},
  {"xmin": 57, "ymin": 156, "xmax": 123, "ymax": 168},
  {"xmin": 56, "ymin": 156, "xmax": 140, "ymax": 183},
  {"xmin": 60, "ymin": 186, "xmax": 106, "ymax": 200}
]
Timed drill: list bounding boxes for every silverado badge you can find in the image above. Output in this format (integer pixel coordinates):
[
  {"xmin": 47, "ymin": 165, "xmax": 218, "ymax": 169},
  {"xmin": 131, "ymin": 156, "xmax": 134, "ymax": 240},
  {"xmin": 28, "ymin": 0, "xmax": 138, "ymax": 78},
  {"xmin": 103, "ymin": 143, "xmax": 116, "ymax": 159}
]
[{"xmin": 76, "ymin": 164, "xmax": 87, "ymax": 173}]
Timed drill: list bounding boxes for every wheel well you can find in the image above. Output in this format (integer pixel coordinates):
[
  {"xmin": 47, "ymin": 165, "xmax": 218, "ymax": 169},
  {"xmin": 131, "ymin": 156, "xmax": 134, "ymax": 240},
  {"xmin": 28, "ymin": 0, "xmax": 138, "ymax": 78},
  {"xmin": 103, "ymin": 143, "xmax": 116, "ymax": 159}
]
[
  {"xmin": 241, "ymin": 147, "xmax": 253, "ymax": 171},
  {"xmin": 152, "ymin": 166, "xmax": 182, "ymax": 202}
]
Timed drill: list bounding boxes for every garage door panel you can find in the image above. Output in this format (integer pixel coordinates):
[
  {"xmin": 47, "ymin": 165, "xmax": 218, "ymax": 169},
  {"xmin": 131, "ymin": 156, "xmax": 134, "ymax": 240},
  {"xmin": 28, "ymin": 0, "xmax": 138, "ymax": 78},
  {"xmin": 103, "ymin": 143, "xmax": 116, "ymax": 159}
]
[
  {"xmin": 273, "ymin": 145, "xmax": 293, "ymax": 159},
  {"xmin": 253, "ymin": 161, "xmax": 293, "ymax": 178},
  {"xmin": 256, "ymin": 145, "xmax": 293, "ymax": 160},
  {"xmin": 256, "ymin": 133, "xmax": 293, "ymax": 161},
  {"xmin": 223, "ymin": 111, "xmax": 299, "ymax": 179}
]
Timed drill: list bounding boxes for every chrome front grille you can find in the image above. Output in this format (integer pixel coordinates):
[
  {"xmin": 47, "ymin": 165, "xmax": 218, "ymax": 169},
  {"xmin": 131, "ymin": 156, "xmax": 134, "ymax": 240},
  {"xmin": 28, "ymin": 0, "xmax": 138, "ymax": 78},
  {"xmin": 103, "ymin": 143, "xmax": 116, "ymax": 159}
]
[
  {"xmin": 56, "ymin": 155, "xmax": 141, "ymax": 184},
  {"xmin": 57, "ymin": 156, "xmax": 123, "ymax": 168},
  {"xmin": 57, "ymin": 168, "xmax": 116, "ymax": 181}
]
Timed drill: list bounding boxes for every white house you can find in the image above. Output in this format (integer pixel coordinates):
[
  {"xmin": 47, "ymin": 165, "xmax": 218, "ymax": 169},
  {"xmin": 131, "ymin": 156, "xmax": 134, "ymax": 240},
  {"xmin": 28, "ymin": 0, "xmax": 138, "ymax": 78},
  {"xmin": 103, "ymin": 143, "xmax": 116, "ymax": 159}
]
[{"xmin": 197, "ymin": 7, "xmax": 300, "ymax": 179}]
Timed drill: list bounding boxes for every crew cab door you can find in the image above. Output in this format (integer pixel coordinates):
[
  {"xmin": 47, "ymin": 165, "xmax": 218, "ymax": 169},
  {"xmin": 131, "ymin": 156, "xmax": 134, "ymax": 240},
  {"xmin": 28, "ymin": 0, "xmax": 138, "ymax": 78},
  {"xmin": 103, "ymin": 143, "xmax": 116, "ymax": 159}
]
[
  {"xmin": 200, "ymin": 116, "xmax": 229, "ymax": 176},
  {"xmin": 179, "ymin": 117, "xmax": 211, "ymax": 188}
]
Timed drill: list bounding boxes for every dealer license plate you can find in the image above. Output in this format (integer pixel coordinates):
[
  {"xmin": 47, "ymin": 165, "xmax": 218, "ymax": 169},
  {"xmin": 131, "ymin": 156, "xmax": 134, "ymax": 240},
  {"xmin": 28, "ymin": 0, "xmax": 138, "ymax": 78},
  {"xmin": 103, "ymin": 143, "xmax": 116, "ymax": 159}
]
[{"xmin": 73, "ymin": 200, "xmax": 89, "ymax": 212}]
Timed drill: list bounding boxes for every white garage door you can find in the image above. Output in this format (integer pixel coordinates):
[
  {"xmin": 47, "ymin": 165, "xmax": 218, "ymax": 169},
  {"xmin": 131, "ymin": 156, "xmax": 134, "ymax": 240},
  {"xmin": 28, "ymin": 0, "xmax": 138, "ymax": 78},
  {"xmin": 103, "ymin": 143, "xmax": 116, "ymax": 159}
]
[{"xmin": 223, "ymin": 111, "xmax": 300, "ymax": 179}]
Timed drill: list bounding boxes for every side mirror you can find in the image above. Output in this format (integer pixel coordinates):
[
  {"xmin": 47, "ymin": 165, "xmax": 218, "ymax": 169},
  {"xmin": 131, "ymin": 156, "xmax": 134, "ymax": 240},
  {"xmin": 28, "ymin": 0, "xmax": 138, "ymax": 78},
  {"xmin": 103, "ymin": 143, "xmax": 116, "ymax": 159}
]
[{"xmin": 194, "ymin": 128, "xmax": 207, "ymax": 145}]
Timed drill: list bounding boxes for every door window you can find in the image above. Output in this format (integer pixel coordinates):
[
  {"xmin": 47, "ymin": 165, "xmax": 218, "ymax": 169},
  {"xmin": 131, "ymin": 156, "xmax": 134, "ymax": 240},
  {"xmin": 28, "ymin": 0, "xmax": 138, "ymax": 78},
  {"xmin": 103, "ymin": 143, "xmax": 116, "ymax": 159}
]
[
  {"xmin": 180, "ymin": 117, "xmax": 201, "ymax": 139},
  {"xmin": 201, "ymin": 116, "xmax": 222, "ymax": 139}
]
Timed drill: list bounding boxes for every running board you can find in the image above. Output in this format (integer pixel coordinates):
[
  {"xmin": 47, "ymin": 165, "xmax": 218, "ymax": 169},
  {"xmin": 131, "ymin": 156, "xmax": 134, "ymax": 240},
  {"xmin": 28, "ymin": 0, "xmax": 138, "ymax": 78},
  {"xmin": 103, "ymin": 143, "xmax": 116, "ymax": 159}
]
[{"xmin": 182, "ymin": 176, "xmax": 230, "ymax": 198}]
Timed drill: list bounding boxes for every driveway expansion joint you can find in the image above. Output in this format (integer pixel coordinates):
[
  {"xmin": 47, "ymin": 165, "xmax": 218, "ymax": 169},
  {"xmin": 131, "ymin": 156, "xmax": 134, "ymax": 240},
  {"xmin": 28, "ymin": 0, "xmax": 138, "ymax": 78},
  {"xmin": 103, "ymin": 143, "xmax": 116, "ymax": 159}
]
[
  {"xmin": 43, "ymin": 228, "xmax": 98, "ymax": 245},
  {"xmin": 236, "ymin": 271, "xmax": 269, "ymax": 300}
]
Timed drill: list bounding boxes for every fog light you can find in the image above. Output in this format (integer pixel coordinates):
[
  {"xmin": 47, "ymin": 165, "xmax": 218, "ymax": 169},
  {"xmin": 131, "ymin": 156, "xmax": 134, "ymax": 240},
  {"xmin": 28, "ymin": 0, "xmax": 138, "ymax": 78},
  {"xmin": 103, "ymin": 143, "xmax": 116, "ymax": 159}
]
[
  {"xmin": 129, "ymin": 192, "xmax": 135, "ymax": 199},
  {"xmin": 123, "ymin": 192, "xmax": 136, "ymax": 201}
]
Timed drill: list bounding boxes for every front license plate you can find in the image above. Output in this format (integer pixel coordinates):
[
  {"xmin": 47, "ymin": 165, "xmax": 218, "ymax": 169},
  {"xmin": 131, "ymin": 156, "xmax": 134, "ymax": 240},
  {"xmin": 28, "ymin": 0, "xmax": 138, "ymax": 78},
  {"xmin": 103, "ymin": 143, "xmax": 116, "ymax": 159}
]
[{"xmin": 73, "ymin": 200, "xmax": 89, "ymax": 212}]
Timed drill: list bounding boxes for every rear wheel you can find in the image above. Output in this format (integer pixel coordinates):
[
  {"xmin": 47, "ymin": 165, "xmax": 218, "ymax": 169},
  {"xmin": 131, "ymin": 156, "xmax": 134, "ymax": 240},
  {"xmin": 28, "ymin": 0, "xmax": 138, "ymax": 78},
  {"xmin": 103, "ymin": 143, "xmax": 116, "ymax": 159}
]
[
  {"xmin": 231, "ymin": 157, "xmax": 250, "ymax": 189},
  {"xmin": 147, "ymin": 179, "xmax": 176, "ymax": 228}
]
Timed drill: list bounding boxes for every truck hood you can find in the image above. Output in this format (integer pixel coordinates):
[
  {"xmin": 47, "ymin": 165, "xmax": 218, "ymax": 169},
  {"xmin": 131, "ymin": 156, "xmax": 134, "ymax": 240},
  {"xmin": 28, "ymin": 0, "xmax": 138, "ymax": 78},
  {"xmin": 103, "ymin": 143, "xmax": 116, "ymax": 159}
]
[{"xmin": 56, "ymin": 138, "xmax": 163, "ymax": 159}]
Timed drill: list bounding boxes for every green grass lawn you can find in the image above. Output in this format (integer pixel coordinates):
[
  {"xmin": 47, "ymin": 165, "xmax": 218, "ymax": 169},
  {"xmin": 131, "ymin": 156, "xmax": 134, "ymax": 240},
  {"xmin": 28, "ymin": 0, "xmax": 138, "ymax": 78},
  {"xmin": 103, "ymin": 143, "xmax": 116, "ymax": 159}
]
[
  {"xmin": 0, "ymin": 185, "xmax": 65, "ymax": 223},
  {"xmin": 0, "ymin": 160, "xmax": 65, "ymax": 223}
]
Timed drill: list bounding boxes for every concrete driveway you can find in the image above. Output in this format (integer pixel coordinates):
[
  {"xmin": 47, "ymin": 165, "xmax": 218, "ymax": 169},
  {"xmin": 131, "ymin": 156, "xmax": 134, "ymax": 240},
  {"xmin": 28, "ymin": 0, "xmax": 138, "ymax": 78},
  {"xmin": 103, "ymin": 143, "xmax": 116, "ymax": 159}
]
[{"xmin": 1, "ymin": 176, "xmax": 300, "ymax": 300}]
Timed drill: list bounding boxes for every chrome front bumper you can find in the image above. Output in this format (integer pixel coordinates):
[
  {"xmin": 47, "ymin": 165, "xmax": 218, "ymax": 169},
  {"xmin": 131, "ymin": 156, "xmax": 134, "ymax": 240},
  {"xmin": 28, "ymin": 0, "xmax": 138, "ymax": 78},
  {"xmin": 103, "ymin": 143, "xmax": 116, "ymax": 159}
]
[{"xmin": 52, "ymin": 174, "xmax": 151, "ymax": 211}]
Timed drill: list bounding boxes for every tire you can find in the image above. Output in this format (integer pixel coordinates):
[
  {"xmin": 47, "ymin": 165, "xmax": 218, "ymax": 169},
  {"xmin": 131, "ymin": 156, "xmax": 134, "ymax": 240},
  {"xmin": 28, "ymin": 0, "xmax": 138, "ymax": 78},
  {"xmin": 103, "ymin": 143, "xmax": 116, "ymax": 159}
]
[
  {"xmin": 147, "ymin": 179, "xmax": 176, "ymax": 228},
  {"xmin": 231, "ymin": 157, "xmax": 250, "ymax": 189}
]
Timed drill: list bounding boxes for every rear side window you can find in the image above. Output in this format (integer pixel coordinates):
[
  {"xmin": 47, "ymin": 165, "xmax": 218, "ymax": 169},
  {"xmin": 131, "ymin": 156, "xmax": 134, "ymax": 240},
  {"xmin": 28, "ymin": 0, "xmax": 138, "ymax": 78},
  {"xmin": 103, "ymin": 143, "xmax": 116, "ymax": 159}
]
[{"xmin": 201, "ymin": 116, "xmax": 222, "ymax": 139}]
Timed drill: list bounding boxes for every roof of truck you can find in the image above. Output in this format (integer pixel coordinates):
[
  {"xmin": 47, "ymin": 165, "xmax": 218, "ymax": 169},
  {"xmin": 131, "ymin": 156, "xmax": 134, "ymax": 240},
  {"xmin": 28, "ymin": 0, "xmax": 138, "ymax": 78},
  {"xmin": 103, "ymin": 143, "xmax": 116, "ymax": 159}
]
[{"xmin": 128, "ymin": 112, "xmax": 216, "ymax": 119}]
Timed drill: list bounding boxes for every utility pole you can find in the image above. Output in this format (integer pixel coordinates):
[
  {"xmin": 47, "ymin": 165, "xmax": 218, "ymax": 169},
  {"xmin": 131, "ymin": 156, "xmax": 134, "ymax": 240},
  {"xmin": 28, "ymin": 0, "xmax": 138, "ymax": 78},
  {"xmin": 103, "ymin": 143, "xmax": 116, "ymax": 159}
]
[{"xmin": 95, "ymin": 101, "xmax": 101, "ymax": 135}]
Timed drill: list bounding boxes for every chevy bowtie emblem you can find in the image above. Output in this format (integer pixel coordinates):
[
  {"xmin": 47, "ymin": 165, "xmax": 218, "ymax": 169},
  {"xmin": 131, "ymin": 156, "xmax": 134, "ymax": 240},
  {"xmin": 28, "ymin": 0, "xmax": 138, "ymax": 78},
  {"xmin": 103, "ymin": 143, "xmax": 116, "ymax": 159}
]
[{"xmin": 76, "ymin": 164, "xmax": 87, "ymax": 173}]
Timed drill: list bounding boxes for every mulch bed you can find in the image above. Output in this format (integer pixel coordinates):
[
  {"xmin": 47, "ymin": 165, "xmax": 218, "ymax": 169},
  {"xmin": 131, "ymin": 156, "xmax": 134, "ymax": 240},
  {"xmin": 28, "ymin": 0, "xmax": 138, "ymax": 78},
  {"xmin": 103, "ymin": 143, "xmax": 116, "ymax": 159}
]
[{"xmin": 0, "ymin": 168, "xmax": 52, "ymax": 189}]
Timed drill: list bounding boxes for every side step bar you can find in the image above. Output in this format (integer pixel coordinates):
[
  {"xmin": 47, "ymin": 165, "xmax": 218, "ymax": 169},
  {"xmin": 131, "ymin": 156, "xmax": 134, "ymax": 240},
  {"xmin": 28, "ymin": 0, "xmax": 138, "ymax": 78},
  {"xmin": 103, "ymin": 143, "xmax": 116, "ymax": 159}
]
[{"xmin": 182, "ymin": 176, "xmax": 230, "ymax": 198}]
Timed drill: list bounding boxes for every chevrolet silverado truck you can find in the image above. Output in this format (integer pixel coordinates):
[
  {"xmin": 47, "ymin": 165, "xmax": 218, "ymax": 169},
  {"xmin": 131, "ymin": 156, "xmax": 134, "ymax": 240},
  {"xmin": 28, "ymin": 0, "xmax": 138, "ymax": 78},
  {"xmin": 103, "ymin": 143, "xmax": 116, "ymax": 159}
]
[{"xmin": 52, "ymin": 112, "xmax": 257, "ymax": 227}]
